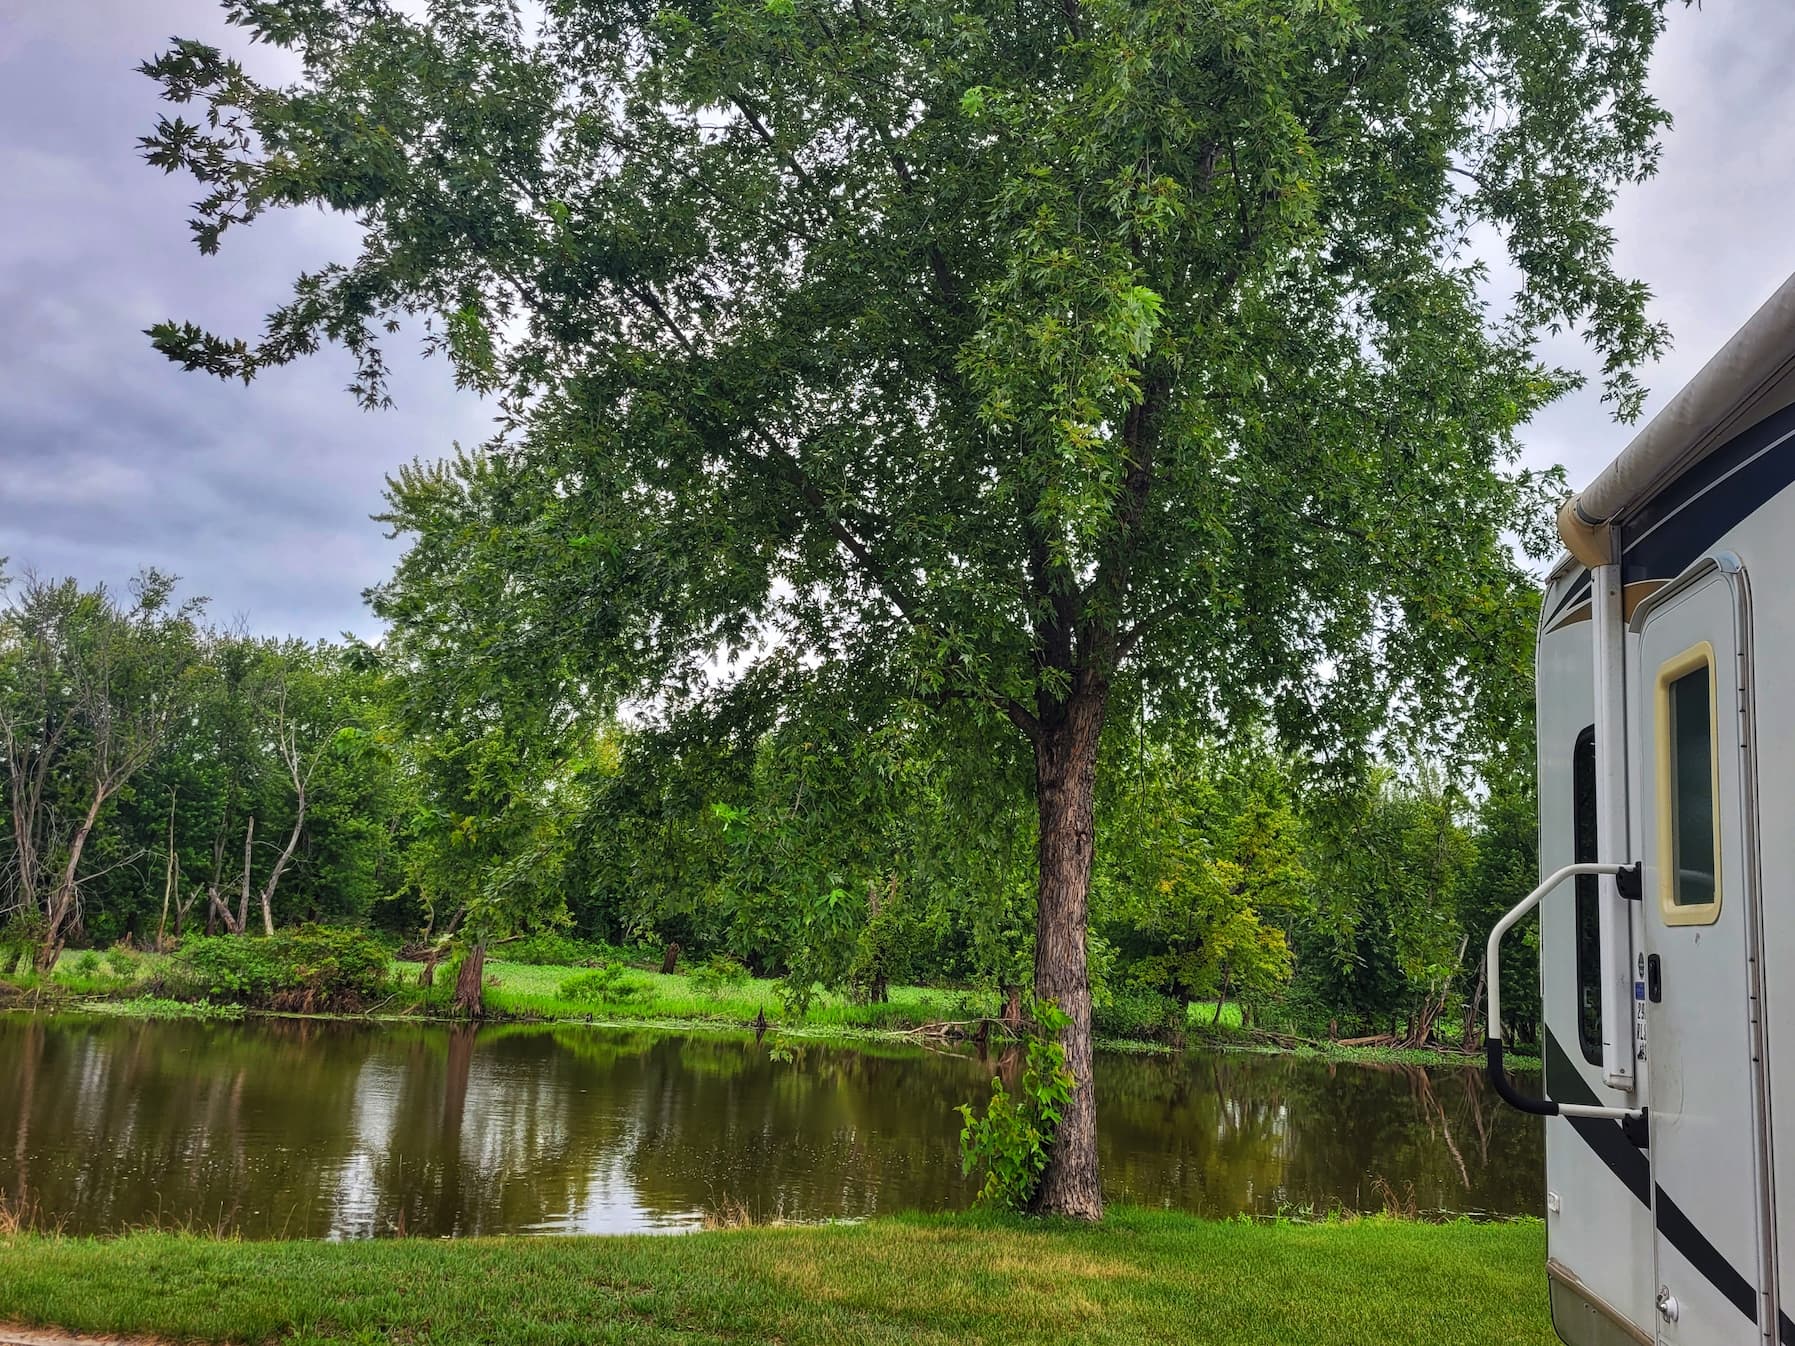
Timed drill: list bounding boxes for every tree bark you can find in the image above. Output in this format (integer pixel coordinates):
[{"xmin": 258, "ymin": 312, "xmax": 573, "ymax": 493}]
[
  {"xmin": 157, "ymin": 789, "xmax": 178, "ymax": 952},
  {"xmin": 237, "ymin": 814, "xmax": 254, "ymax": 935},
  {"xmin": 1028, "ymin": 686, "xmax": 1105, "ymax": 1221},
  {"xmin": 1462, "ymin": 956, "xmax": 1487, "ymax": 1050},
  {"xmin": 259, "ymin": 789, "xmax": 306, "ymax": 937},
  {"xmin": 453, "ymin": 940, "xmax": 486, "ymax": 1018},
  {"xmin": 37, "ymin": 790, "xmax": 107, "ymax": 970}
]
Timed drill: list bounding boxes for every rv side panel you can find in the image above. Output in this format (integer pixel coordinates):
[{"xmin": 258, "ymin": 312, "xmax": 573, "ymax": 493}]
[
  {"xmin": 1693, "ymin": 487, "xmax": 1795, "ymax": 1336},
  {"xmin": 1538, "ymin": 576, "xmax": 1654, "ymax": 1341}
]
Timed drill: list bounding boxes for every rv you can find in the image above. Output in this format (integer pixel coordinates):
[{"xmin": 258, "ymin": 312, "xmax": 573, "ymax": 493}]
[{"xmin": 1486, "ymin": 271, "xmax": 1795, "ymax": 1346}]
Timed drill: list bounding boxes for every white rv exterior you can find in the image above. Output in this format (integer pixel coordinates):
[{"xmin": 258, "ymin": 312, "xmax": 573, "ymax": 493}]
[{"xmin": 1492, "ymin": 271, "xmax": 1795, "ymax": 1346}]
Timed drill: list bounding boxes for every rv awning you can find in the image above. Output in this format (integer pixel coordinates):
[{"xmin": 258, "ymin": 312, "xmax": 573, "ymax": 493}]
[{"xmin": 1557, "ymin": 270, "xmax": 1795, "ymax": 568}]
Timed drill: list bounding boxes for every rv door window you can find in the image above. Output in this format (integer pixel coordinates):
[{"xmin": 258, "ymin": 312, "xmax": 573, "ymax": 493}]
[
  {"xmin": 1657, "ymin": 644, "xmax": 1721, "ymax": 924},
  {"xmin": 1572, "ymin": 726, "xmax": 1602, "ymax": 1065}
]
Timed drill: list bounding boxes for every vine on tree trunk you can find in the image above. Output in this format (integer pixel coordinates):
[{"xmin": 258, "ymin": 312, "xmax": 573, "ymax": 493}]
[{"xmin": 956, "ymin": 999, "xmax": 1075, "ymax": 1210}]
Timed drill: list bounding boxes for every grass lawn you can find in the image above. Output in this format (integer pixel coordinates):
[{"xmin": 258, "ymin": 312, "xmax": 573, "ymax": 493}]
[
  {"xmin": 19, "ymin": 951, "xmax": 1499, "ymax": 1064},
  {"xmin": 0, "ymin": 1209, "xmax": 1556, "ymax": 1346},
  {"xmin": 474, "ymin": 958, "xmax": 988, "ymax": 1032}
]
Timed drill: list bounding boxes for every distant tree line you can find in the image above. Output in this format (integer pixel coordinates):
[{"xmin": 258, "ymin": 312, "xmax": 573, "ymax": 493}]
[
  {"xmin": 0, "ymin": 565, "xmax": 1540, "ymax": 1045},
  {"xmin": 0, "ymin": 570, "xmax": 399, "ymax": 963}
]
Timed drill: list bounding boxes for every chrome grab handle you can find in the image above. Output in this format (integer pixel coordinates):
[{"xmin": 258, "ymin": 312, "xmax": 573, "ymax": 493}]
[{"xmin": 1485, "ymin": 862, "xmax": 1645, "ymax": 1122}]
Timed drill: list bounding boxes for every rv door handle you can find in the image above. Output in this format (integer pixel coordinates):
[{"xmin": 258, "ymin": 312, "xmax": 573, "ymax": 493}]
[
  {"xmin": 1657, "ymin": 1286, "xmax": 1680, "ymax": 1323},
  {"xmin": 1485, "ymin": 862, "xmax": 1645, "ymax": 1122}
]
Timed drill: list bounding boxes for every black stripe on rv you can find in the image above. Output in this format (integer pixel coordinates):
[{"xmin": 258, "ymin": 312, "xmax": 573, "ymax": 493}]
[
  {"xmin": 1541, "ymin": 398, "xmax": 1795, "ymax": 619},
  {"xmin": 1654, "ymin": 1185, "xmax": 1759, "ymax": 1325},
  {"xmin": 1622, "ymin": 399, "xmax": 1795, "ymax": 580},
  {"xmin": 1545, "ymin": 1029, "xmax": 1775, "ymax": 1333},
  {"xmin": 1544, "ymin": 570, "xmax": 1592, "ymax": 626},
  {"xmin": 1543, "ymin": 1030, "xmax": 1650, "ymax": 1204}
]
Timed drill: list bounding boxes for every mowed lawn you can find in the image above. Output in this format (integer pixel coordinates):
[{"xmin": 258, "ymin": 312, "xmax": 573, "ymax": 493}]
[
  {"xmin": 34, "ymin": 950, "xmax": 1251, "ymax": 1041},
  {"xmin": 475, "ymin": 958, "xmax": 979, "ymax": 1029},
  {"xmin": 0, "ymin": 1209, "xmax": 1556, "ymax": 1346},
  {"xmin": 456, "ymin": 959, "xmax": 1248, "ymax": 1037}
]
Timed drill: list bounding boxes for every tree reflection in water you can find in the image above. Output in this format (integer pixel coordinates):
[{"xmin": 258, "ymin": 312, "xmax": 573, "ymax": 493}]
[{"xmin": 0, "ymin": 1016, "xmax": 1541, "ymax": 1237}]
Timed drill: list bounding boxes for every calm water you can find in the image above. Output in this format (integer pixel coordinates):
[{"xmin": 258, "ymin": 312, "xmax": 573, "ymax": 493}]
[{"xmin": 0, "ymin": 1014, "xmax": 1542, "ymax": 1237}]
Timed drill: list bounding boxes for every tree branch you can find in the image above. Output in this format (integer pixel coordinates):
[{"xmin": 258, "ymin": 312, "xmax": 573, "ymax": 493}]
[{"xmin": 617, "ymin": 281, "xmax": 1037, "ymax": 733}]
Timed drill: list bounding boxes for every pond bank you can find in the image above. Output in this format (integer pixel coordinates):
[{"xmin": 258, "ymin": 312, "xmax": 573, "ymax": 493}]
[
  {"xmin": 0, "ymin": 1209, "xmax": 1556, "ymax": 1346},
  {"xmin": 6, "ymin": 956, "xmax": 1525, "ymax": 1069}
]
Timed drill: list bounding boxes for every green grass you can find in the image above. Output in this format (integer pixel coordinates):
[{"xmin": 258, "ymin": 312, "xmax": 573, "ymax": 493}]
[
  {"xmin": 475, "ymin": 958, "xmax": 987, "ymax": 1030},
  {"xmin": 1183, "ymin": 999, "xmax": 1247, "ymax": 1030},
  {"xmin": 16, "ymin": 951, "xmax": 1507, "ymax": 1066},
  {"xmin": 76, "ymin": 995, "xmax": 245, "ymax": 1021},
  {"xmin": 0, "ymin": 1209, "xmax": 1555, "ymax": 1346}
]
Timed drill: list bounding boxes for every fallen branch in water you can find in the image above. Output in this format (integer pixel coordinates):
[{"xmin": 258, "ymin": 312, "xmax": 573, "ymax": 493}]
[
  {"xmin": 1324, "ymin": 1031, "xmax": 1480, "ymax": 1056},
  {"xmin": 900, "ymin": 1018, "xmax": 1020, "ymax": 1043}
]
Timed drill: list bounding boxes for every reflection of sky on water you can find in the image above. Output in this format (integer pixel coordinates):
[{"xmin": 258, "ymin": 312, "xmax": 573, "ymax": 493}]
[
  {"xmin": 556, "ymin": 1141, "xmax": 702, "ymax": 1235},
  {"xmin": 1, "ymin": 1015, "xmax": 1543, "ymax": 1237}
]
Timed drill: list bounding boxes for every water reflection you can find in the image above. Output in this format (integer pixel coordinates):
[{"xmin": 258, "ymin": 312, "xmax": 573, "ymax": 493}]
[{"xmin": 0, "ymin": 1015, "xmax": 1541, "ymax": 1237}]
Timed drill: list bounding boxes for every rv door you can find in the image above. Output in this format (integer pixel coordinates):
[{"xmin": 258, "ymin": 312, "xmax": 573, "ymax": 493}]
[{"xmin": 1633, "ymin": 557, "xmax": 1773, "ymax": 1344}]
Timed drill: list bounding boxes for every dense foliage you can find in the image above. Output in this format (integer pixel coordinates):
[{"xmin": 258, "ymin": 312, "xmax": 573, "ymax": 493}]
[
  {"xmin": 0, "ymin": 572, "xmax": 405, "ymax": 961},
  {"xmin": 1, "ymin": 567, "xmax": 1541, "ymax": 1048},
  {"xmin": 163, "ymin": 926, "xmax": 394, "ymax": 1012}
]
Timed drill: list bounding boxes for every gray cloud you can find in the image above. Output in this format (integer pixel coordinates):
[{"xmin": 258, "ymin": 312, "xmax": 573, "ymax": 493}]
[
  {"xmin": 0, "ymin": 0, "xmax": 493, "ymax": 640},
  {"xmin": 1, "ymin": 3, "xmax": 1789, "ymax": 638},
  {"xmin": 1521, "ymin": 3, "xmax": 1795, "ymax": 493}
]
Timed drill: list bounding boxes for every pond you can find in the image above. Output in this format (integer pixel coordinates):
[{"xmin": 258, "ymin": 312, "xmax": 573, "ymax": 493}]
[{"xmin": 0, "ymin": 1014, "xmax": 1542, "ymax": 1237}]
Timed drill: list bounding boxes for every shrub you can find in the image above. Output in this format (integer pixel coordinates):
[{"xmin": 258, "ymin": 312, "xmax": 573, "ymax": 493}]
[
  {"xmin": 1094, "ymin": 985, "xmax": 1180, "ymax": 1041},
  {"xmin": 167, "ymin": 926, "xmax": 392, "ymax": 1012},
  {"xmin": 73, "ymin": 950, "xmax": 102, "ymax": 975},
  {"xmin": 507, "ymin": 931, "xmax": 607, "ymax": 966},
  {"xmin": 688, "ymin": 953, "xmax": 751, "ymax": 994},
  {"xmin": 105, "ymin": 946, "xmax": 139, "ymax": 978},
  {"xmin": 558, "ymin": 961, "xmax": 652, "ymax": 1005},
  {"xmin": 957, "ymin": 1000, "xmax": 1076, "ymax": 1210},
  {"xmin": 0, "ymin": 913, "xmax": 46, "ymax": 978}
]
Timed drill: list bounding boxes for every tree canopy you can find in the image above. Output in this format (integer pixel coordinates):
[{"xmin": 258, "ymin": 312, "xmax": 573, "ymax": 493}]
[{"xmin": 140, "ymin": 0, "xmax": 1682, "ymax": 1215}]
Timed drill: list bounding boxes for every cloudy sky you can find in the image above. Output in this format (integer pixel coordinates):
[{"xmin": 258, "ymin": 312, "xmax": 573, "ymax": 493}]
[{"xmin": 4, "ymin": 2, "xmax": 1794, "ymax": 641}]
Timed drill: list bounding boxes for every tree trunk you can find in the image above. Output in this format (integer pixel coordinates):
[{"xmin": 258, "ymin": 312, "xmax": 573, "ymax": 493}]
[
  {"xmin": 865, "ymin": 877, "xmax": 888, "ymax": 1003},
  {"xmin": 453, "ymin": 940, "xmax": 486, "ymax": 1019},
  {"xmin": 237, "ymin": 815, "xmax": 254, "ymax": 935},
  {"xmin": 174, "ymin": 885, "xmax": 198, "ymax": 939},
  {"xmin": 157, "ymin": 789, "xmax": 178, "ymax": 952},
  {"xmin": 660, "ymin": 942, "xmax": 681, "ymax": 975},
  {"xmin": 1027, "ymin": 688, "xmax": 1105, "ymax": 1221},
  {"xmin": 1462, "ymin": 956, "xmax": 1487, "ymax": 1050},
  {"xmin": 37, "ymin": 791, "xmax": 107, "ymax": 970},
  {"xmin": 259, "ymin": 791, "xmax": 306, "ymax": 938}
]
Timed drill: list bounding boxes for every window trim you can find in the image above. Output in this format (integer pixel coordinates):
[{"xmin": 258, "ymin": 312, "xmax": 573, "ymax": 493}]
[{"xmin": 1656, "ymin": 640, "xmax": 1722, "ymax": 926}]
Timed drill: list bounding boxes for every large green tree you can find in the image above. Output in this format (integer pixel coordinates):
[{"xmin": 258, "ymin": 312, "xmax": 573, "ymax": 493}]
[{"xmin": 143, "ymin": 0, "xmax": 1678, "ymax": 1215}]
